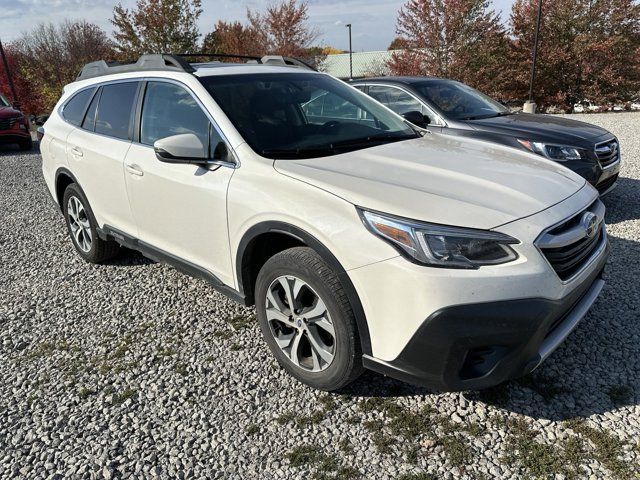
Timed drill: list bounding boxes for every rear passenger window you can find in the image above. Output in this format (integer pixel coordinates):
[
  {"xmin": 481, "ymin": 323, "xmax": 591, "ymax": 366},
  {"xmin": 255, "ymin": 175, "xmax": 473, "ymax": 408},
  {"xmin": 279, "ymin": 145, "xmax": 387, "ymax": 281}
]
[
  {"xmin": 140, "ymin": 82, "xmax": 209, "ymax": 147},
  {"xmin": 95, "ymin": 82, "xmax": 138, "ymax": 140},
  {"xmin": 81, "ymin": 89, "xmax": 100, "ymax": 131},
  {"xmin": 62, "ymin": 88, "xmax": 94, "ymax": 126}
]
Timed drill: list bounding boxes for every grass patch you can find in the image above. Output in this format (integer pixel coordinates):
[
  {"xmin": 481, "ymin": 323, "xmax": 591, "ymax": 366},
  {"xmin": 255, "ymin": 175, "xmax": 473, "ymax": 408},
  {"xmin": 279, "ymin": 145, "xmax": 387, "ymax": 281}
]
[
  {"xmin": 286, "ymin": 445, "xmax": 360, "ymax": 479},
  {"xmin": 78, "ymin": 387, "xmax": 94, "ymax": 399},
  {"xmin": 397, "ymin": 473, "xmax": 437, "ymax": 480},
  {"xmin": 245, "ymin": 424, "xmax": 259, "ymax": 435},
  {"xmin": 213, "ymin": 330, "xmax": 233, "ymax": 340},
  {"xmin": 566, "ymin": 419, "xmax": 637, "ymax": 479},
  {"xmin": 229, "ymin": 343, "xmax": 243, "ymax": 351},
  {"xmin": 227, "ymin": 315, "xmax": 254, "ymax": 331},
  {"xmin": 440, "ymin": 435, "xmax": 471, "ymax": 467},
  {"xmin": 501, "ymin": 417, "xmax": 585, "ymax": 479},
  {"xmin": 174, "ymin": 363, "xmax": 187, "ymax": 375},
  {"xmin": 319, "ymin": 394, "xmax": 337, "ymax": 411},
  {"xmin": 112, "ymin": 388, "xmax": 137, "ymax": 405},
  {"xmin": 276, "ymin": 411, "xmax": 297, "ymax": 425}
]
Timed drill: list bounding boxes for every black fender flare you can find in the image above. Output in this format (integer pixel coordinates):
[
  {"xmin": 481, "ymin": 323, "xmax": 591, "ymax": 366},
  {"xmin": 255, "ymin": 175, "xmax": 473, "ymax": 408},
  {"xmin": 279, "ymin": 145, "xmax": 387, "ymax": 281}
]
[
  {"xmin": 236, "ymin": 221, "xmax": 372, "ymax": 356},
  {"xmin": 54, "ymin": 167, "xmax": 82, "ymax": 209}
]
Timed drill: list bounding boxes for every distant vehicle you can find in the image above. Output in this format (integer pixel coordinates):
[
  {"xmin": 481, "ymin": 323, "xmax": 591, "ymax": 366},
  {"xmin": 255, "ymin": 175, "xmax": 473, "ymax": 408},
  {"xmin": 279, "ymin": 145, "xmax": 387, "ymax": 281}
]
[
  {"xmin": 351, "ymin": 77, "xmax": 620, "ymax": 195},
  {"xmin": 629, "ymin": 99, "xmax": 640, "ymax": 111},
  {"xmin": 0, "ymin": 93, "xmax": 32, "ymax": 150},
  {"xmin": 572, "ymin": 100, "xmax": 603, "ymax": 114}
]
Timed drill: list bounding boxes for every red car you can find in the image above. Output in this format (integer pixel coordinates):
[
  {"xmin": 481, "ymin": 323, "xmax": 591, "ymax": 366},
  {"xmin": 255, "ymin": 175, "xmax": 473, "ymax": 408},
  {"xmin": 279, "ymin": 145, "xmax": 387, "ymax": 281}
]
[{"xmin": 0, "ymin": 93, "xmax": 32, "ymax": 150}]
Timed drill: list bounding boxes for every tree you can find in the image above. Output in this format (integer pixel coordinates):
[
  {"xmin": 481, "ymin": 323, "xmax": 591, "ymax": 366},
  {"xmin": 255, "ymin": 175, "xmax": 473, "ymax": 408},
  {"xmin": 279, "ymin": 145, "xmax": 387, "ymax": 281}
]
[
  {"xmin": 201, "ymin": 20, "xmax": 268, "ymax": 58},
  {"xmin": 0, "ymin": 45, "xmax": 42, "ymax": 114},
  {"xmin": 202, "ymin": 0, "xmax": 320, "ymax": 60},
  {"xmin": 9, "ymin": 21, "xmax": 114, "ymax": 113},
  {"xmin": 111, "ymin": 0, "xmax": 202, "ymax": 58},
  {"xmin": 509, "ymin": 0, "xmax": 640, "ymax": 110},
  {"xmin": 258, "ymin": 0, "xmax": 319, "ymax": 57},
  {"xmin": 387, "ymin": 0, "xmax": 511, "ymax": 97}
]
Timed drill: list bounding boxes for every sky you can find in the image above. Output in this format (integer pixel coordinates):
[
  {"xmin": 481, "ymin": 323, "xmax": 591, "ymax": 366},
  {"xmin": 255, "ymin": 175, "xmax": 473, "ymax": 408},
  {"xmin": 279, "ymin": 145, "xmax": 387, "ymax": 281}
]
[{"xmin": 0, "ymin": 0, "xmax": 517, "ymax": 52}]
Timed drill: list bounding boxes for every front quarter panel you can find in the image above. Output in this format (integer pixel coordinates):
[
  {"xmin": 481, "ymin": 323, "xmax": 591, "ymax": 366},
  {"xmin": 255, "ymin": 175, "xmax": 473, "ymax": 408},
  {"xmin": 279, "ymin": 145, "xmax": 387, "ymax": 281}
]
[{"xmin": 226, "ymin": 144, "xmax": 400, "ymax": 291}]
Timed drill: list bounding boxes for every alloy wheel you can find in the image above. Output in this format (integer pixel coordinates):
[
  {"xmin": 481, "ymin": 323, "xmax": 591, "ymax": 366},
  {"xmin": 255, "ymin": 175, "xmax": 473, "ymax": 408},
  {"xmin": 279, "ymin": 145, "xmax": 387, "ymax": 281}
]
[
  {"xmin": 265, "ymin": 275, "xmax": 336, "ymax": 372},
  {"xmin": 67, "ymin": 196, "xmax": 92, "ymax": 253}
]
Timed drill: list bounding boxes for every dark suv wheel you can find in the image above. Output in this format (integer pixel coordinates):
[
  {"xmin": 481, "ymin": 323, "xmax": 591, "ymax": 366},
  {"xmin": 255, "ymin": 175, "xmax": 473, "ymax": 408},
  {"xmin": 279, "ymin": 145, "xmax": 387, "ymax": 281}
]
[
  {"xmin": 62, "ymin": 183, "xmax": 119, "ymax": 263},
  {"xmin": 255, "ymin": 247, "xmax": 363, "ymax": 391}
]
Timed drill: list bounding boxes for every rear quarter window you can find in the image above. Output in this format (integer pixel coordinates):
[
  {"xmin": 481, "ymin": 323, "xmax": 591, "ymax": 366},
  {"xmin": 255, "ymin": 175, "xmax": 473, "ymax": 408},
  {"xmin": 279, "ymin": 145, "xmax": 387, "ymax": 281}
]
[{"xmin": 62, "ymin": 88, "xmax": 95, "ymax": 126}]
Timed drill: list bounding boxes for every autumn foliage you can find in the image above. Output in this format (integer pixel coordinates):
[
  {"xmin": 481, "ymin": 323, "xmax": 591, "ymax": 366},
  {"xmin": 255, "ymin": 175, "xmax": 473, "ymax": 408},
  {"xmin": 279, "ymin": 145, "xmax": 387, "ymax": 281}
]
[
  {"xmin": 389, "ymin": 0, "xmax": 640, "ymax": 109},
  {"xmin": 1, "ymin": 0, "xmax": 639, "ymax": 114}
]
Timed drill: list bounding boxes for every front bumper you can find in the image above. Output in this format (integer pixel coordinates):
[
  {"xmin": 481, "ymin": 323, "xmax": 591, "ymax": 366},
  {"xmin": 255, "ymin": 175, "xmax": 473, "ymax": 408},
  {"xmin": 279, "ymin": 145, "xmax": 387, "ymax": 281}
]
[{"xmin": 362, "ymin": 240, "xmax": 608, "ymax": 391}]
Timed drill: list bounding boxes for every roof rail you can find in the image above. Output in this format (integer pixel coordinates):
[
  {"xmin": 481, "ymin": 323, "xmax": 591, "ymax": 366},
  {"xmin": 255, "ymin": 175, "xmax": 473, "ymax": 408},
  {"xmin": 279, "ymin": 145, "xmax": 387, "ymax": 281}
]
[
  {"xmin": 175, "ymin": 53, "xmax": 317, "ymax": 71},
  {"xmin": 76, "ymin": 54, "xmax": 195, "ymax": 81}
]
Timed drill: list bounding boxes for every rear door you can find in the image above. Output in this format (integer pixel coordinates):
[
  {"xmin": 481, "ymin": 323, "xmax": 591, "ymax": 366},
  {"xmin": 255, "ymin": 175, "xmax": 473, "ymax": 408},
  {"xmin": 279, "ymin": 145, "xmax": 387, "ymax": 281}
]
[
  {"xmin": 123, "ymin": 80, "xmax": 235, "ymax": 286},
  {"xmin": 65, "ymin": 81, "xmax": 139, "ymax": 236}
]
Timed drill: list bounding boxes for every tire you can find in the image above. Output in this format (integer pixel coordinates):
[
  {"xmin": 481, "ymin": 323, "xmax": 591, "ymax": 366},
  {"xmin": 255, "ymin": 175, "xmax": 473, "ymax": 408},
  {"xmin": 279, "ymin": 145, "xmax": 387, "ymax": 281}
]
[
  {"xmin": 19, "ymin": 138, "xmax": 33, "ymax": 151},
  {"xmin": 62, "ymin": 183, "xmax": 119, "ymax": 263},
  {"xmin": 255, "ymin": 246, "xmax": 363, "ymax": 391}
]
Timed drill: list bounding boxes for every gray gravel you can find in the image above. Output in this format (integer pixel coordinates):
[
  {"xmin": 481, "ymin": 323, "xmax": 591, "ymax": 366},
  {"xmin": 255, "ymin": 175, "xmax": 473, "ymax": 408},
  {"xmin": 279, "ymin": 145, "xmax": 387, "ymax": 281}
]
[{"xmin": 1, "ymin": 112, "xmax": 639, "ymax": 479}]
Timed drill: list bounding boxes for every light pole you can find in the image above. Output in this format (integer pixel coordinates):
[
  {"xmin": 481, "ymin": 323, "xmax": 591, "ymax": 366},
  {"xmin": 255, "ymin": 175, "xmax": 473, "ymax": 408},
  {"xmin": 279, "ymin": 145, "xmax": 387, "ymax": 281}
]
[
  {"xmin": 0, "ymin": 38, "xmax": 19, "ymax": 104},
  {"xmin": 524, "ymin": 0, "xmax": 543, "ymax": 113},
  {"xmin": 345, "ymin": 23, "xmax": 353, "ymax": 80}
]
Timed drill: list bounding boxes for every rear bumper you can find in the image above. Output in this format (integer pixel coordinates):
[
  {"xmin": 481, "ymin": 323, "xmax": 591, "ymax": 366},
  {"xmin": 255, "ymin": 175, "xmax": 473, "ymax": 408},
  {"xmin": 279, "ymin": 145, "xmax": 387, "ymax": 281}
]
[{"xmin": 363, "ymin": 241, "xmax": 609, "ymax": 391}]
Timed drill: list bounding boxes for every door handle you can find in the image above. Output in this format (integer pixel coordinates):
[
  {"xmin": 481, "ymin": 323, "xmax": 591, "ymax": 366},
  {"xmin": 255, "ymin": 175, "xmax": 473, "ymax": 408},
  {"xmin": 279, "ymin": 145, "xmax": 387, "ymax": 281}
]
[
  {"xmin": 71, "ymin": 146, "xmax": 83, "ymax": 157},
  {"xmin": 125, "ymin": 163, "xmax": 144, "ymax": 176}
]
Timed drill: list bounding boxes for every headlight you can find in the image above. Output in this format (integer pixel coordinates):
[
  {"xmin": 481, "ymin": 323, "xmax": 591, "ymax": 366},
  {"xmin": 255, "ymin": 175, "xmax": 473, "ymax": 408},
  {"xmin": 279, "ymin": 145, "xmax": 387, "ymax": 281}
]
[
  {"xmin": 359, "ymin": 209, "xmax": 519, "ymax": 269},
  {"xmin": 517, "ymin": 139, "xmax": 587, "ymax": 161}
]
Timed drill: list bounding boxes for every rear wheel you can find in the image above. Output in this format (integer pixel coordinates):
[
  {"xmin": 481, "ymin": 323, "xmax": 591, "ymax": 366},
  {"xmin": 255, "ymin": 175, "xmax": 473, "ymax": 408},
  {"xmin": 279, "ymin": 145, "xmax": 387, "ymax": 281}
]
[
  {"xmin": 255, "ymin": 247, "xmax": 363, "ymax": 391},
  {"xmin": 62, "ymin": 183, "xmax": 119, "ymax": 263}
]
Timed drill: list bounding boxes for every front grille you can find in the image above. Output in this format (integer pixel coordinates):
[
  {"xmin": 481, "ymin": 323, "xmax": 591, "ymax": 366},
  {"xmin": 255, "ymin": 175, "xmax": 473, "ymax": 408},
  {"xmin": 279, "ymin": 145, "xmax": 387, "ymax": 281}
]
[
  {"xmin": 0, "ymin": 117, "xmax": 18, "ymax": 131},
  {"xmin": 538, "ymin": 201, "xmax": 606, "ymax": 281},
  {"xmin": 595, "ymin": 139, "xmax": 619, "ymax": 167},
  {"xmin": 596, "ymin": 173, "xmax": 618, "ymax": 194}
]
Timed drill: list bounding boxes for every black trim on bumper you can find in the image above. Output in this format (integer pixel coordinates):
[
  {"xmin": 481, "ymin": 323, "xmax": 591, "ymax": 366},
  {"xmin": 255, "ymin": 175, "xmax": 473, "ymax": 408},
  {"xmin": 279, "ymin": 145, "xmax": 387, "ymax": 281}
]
[{"xmin": 363, "ymin": 242, "xmax": 609, "ymax": 391}]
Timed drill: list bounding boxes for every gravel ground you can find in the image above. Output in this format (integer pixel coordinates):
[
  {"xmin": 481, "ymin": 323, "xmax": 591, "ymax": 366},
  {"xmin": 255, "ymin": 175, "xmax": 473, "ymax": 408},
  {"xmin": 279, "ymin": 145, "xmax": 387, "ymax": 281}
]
[{"xmin": 1, "ymin": 112, "xmax": 639, "ymax": 480}]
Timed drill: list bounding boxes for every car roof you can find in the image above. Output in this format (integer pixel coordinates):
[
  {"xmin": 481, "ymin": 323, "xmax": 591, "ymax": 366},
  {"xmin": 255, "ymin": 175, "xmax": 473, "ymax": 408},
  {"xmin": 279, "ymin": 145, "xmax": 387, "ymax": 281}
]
[{"xmin": 351, "ymin": 76, "xmax": 456, "ymax": 85}]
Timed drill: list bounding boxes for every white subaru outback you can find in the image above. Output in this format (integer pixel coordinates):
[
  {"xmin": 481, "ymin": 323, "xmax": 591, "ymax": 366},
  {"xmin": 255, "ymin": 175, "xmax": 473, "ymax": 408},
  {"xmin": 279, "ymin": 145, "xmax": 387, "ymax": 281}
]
[{"xmin": 41, "ymin": 55, "xmax": 609, "ymax": 391}]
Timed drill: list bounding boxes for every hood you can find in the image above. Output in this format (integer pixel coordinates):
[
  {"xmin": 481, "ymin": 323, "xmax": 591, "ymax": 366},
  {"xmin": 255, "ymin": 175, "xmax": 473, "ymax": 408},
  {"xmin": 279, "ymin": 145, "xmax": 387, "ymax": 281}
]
[
  {"xmin": 0, "ymin": 105, "xmax": 22, "ymax": 119},
  {"xmin": 274, "ymin": 134, "xmax": 586, "ymax": 230},
  {"xmin": 465, "ymin": 113, "xmax": 611, "ymax": 144}
]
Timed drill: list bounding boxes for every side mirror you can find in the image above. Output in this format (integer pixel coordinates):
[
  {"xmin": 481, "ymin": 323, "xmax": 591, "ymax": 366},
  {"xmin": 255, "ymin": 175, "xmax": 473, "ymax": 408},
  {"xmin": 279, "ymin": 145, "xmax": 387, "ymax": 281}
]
[
  {"xmin": 402, "ymin": 110, "xmax": 430, "ymax": 128},
  {"xmin": 154, "ymin": 133, "xmax": 208, "ymax": 165}
]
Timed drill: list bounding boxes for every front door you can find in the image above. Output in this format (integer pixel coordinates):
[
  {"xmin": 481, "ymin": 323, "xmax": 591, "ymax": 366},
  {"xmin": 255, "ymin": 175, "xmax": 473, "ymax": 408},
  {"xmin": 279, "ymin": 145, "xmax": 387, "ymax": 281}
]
[{"xmin": 123, "ymin": 80, "xmax": 235, "ymax": 286}]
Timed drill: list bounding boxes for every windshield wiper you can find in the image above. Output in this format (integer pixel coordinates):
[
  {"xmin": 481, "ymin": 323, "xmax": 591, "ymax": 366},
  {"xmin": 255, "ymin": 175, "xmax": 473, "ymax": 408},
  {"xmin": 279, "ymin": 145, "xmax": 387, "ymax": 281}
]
[
  {"xmin": 330, "ymin": 132, "xmax": 418, "ymax": 148},
  {"xmin": 462, "ymin": 111, "xmax": 512, "ymax": 120},
  {"xmin": 261, "ymin": 147, "xmax": 337, "ymax": 159}
]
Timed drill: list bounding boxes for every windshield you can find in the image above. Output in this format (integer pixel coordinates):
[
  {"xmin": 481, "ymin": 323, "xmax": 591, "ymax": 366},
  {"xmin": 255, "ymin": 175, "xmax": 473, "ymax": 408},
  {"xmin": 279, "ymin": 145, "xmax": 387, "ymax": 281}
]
[
  {"xmin": 413, "ymin": 80, "xmax": 508, "ymax": 120},
  {"xmin": 199, "ymin": 72, "xmax": 418, "ymax": 159},
  {"xmin": 0, "ymin": 94, "xmax": 9, "ymax": 107}
]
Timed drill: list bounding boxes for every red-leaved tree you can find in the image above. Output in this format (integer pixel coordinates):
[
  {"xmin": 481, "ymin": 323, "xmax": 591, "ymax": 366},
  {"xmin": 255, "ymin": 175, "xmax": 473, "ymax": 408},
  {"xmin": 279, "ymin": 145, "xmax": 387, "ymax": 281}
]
[
  {"xmin": 388, "ymin": 0, "xmax": 511, "ymax": 97},
  {"xmin": 509, "ymin": 0, "xmax": 640, "ymax": 110}
]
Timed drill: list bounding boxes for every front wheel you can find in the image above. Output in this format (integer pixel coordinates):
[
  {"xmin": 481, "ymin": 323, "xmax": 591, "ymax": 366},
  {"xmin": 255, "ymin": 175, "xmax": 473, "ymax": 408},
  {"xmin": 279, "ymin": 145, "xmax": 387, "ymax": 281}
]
[{"xmin": 255, "ymin": 247, "xmax": 363, "ymax": 391}]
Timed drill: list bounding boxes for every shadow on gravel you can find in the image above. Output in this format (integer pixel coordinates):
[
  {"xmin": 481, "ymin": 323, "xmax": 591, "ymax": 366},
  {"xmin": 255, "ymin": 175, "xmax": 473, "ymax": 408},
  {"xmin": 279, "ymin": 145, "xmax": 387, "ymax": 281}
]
[
  {"xmin": 102, "ymin": 248, "xmax": 156, "ymax": 267},
  {"xmin": 602, "ymin": 176, "xmax": 640, "ymax": 223},
  {"xmin": 0, "ymin": 141, "xmax": 40, "ymax": 157}
]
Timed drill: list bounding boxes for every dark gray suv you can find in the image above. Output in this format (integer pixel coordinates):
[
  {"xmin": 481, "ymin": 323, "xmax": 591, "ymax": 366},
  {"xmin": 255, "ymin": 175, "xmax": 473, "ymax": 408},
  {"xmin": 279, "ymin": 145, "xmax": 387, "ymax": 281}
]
[{"xmin": 351, "ymin": 77, "xmax": 621, "ymax": 195}]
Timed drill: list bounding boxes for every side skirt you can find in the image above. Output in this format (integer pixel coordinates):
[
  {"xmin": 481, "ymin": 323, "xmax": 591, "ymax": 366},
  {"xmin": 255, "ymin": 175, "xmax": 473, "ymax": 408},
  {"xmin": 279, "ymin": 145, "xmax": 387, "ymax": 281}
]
[{"xmin": 97, "ymin": 225, "xmax": 248, "ymax": 305}]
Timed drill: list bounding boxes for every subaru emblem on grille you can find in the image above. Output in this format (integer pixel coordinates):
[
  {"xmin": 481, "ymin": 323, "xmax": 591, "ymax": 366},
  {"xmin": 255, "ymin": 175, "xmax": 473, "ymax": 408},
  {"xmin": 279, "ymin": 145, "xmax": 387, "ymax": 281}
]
[{"xmin": 581, "ymin": 212, "xmax": 599, "ymax": 238}]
